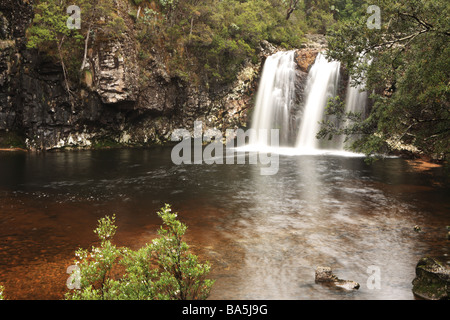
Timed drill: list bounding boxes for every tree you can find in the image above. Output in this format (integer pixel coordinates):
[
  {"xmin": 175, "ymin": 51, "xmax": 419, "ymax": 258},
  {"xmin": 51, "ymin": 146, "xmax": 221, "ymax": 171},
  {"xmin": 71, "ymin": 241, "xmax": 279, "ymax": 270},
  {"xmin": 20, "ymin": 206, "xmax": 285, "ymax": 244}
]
[
  {"xmin": 26, "ymin": 0, "xmax": 82, "ymax": 95},
  {"xmin": 185, "ymin": 0, "xmax": 306, "ymax": 85},
  {"xmin": 284, "ymin": 0, "xmax": 300, "ymax": 20},
  {"xmin": 65, "ymin": 204, "xmax": 214, "ymax": 300},
  {"xmin": 26, "ymin": 0, "xmax": 125, "ymax": 83},
  {"xmin": 323, "ymin": 0, "xmax": 450, "ymax": 160}
]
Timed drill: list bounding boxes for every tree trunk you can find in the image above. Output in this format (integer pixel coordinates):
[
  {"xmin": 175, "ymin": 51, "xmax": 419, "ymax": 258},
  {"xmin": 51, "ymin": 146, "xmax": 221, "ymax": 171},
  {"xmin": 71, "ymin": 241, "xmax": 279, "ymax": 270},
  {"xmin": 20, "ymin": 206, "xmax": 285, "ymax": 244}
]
[{"xmin": 80, "ymin": 24, "xmax": 92, "ymax": 72}]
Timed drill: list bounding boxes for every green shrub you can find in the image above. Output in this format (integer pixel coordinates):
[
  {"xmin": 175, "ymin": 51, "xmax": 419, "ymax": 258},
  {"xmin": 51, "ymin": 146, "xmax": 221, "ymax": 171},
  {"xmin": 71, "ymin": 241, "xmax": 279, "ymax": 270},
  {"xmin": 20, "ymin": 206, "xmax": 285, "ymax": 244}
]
[{"xmin": 65, "ymin": 204, "xmax": 214, "ymax": 300}]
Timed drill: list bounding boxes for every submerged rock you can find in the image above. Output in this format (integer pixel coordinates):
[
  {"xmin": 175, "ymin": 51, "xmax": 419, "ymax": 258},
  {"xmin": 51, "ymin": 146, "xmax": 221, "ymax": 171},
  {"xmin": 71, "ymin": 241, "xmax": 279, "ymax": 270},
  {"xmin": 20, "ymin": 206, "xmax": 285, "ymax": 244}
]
[
  {"xmin": 315, "ymin": 266, "xmax": 360, "ymax": 290},
  {"xmin": 412, "ymin": 257, "xmax": 450, "ymax": 300}
]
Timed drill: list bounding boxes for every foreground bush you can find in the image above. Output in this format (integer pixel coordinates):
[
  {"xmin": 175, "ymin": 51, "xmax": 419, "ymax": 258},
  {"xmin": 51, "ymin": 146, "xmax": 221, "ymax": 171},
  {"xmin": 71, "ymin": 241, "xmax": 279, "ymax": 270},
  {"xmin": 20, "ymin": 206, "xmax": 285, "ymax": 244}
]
[{"xmin": 65, "ymin": 204, "xmax": 214, "ymax": 300}]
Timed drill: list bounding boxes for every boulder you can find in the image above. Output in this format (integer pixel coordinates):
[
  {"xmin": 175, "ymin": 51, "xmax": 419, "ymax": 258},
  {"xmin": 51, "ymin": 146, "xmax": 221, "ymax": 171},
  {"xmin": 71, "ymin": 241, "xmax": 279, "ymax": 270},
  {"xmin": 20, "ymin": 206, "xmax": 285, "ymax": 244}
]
[{"xmin": 412, "ymin": 257, "xmax": 450, "ymax": 300}]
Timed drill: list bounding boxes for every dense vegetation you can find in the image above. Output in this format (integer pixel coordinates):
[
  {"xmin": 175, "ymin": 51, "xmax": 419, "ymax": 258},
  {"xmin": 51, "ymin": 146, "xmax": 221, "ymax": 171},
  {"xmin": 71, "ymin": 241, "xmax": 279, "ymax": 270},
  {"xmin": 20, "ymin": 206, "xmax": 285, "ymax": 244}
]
[
  {"xmin": 25, "ymin": 0, "xmax": 374, "ymax": 87},
  {"xmin": 322, "ymin": 0, "xmax": 450, "ymax": 160},
  {"xmin": 26, "ymin": 0, "xmax": 309, "ymax": 88}
]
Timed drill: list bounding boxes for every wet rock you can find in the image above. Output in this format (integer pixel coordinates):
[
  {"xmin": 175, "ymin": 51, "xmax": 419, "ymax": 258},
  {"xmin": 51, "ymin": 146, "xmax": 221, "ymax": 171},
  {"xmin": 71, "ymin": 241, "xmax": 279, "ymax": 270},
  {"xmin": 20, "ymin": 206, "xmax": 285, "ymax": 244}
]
[
  {"xmin": 333, "ymin": 279, "xmax": 361, "ymax": 290},
  {"xmin": 294, "ymin": 49, "xmax": 319, "ymax": 73},
  {"xmin": 315, "ymin": 266, "xmax": 337, "ymax": 282},
  {"xmin": 315, "ymin": 266, "xmax": 360, "ymax": 290},
  {"xmin": 412, "ymin": 257, "xmax": 450, "ymax": 300}
]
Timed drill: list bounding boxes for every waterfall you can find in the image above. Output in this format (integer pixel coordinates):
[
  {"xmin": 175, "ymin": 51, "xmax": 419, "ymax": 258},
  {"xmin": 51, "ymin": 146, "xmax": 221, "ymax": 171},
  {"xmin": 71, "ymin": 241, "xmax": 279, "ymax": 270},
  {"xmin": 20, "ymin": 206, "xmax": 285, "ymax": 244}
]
[
  {"xmin": 246, "ymin": 50, "xmax": 363, "ymax": 157},
  {"xmin": 250, "ymin": 50, "xmax": 297, "ymax": 147},
  {"xmin": 340, "ymin": 77, "xmax": 368, "ymax": 150},
  {"xmin": 295, "ymin": 53, "xmax": 341, "ymax": 150},
  {"xmin": 339, "ymin": 52, "xmax": 371, "ymax": 150},
  {"xmin": 345, "ymin": 78, "xmax": 368, "ymax": 115}
]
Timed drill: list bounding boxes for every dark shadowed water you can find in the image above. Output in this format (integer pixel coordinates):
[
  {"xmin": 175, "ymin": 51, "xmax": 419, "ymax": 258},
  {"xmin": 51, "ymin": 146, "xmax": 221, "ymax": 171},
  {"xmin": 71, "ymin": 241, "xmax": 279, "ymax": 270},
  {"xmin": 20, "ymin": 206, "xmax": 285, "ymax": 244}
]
[{"xmin": 0, "ymin": 147, "xmax": 448, "ymax": 300}]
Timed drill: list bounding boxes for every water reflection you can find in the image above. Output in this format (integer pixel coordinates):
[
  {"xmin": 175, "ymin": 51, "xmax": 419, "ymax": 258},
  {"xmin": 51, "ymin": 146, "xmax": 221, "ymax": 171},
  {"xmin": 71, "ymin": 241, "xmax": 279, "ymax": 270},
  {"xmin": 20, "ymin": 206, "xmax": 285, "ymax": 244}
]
[{"xmin": 0, "ymin": 148, "xmax": 448, "ymax": 300}]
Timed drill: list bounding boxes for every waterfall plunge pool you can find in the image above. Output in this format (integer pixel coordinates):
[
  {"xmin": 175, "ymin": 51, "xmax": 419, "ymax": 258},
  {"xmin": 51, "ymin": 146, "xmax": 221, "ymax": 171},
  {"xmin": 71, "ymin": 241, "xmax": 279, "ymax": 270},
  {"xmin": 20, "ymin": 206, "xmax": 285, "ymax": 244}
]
[{"xmin": 0, "ymin": 147, "xmax": 448, "ymax": 299}]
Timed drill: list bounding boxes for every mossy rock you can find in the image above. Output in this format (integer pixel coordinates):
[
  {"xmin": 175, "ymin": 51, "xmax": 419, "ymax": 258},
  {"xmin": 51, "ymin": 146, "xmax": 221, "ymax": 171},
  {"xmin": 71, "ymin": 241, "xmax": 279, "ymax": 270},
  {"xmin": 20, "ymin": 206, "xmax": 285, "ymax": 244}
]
[
  {"xmin": 0, "ymin": 131, "xmax": 27, "ymax": 149},
  {"xmin": 92, "ymin": 137, "xmax": 122, "ymax": 149},
  {"xmin": 412, "ymin": 257, "xmax": 450, "ymax": 300},
  {"xmin": 83, "ymin": 69, "xmax": 93, "ymax": 88}
]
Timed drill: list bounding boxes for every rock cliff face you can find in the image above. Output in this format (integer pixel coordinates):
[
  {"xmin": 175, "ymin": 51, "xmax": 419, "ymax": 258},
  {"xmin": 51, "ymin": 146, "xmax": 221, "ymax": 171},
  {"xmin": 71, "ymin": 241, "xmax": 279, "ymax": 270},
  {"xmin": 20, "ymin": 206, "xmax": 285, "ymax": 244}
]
[
  {"xmin": 0, "ymin": 0, "xmax": 322, "ymax": 151},
  {"xmin": 0, "ymin": 0, "xmax": 33, "ymax": 136}
]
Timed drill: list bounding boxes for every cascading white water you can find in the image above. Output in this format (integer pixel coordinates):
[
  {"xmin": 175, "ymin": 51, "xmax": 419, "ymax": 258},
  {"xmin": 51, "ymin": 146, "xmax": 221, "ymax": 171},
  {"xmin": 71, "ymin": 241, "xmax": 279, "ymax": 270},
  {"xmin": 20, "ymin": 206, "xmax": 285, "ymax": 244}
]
[
  {"xmin": 339, "ymin": 77, "xmax": 368, "ymax": 149},
  {"xmin": 338, "ymin": 51, "xmax": 371, "ymax": 150},
  {"xmin": 345, "ymin": 77, "xmax": 368, "ymax": 115},
  {"xmin": 295, "ymin": 53, "xmax": 341, "ymax": 150},
  {"xmin": 250, "ymin": 50, "xmax": 297, "ymax": 147},
  {"xmin": 245, "ymin": 50, "xmax": 363, "ymax": 157}
]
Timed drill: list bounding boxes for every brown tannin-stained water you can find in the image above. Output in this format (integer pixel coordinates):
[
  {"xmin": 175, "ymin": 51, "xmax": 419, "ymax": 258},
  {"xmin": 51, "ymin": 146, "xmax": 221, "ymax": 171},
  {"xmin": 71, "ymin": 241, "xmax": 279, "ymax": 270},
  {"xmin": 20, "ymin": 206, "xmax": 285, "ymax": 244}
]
[{"xmin": 0, "ymin": 147, "xmax": 448, "ymax": 300}]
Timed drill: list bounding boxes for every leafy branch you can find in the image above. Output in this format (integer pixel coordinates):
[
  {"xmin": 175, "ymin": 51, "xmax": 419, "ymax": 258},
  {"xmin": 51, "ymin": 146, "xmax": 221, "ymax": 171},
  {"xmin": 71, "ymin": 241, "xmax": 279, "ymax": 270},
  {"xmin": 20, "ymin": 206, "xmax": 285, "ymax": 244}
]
[{"xmin": 65, "ymin": 204, "xmax": 214, "ymax": 300}]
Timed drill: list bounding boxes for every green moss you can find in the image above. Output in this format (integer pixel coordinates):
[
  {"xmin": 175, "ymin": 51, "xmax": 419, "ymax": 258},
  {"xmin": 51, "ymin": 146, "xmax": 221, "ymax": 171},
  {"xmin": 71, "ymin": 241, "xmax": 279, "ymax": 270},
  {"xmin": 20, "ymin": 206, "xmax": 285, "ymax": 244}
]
[
  {"xmin": 0, "ymin": 131, "xmax": 27, "ymax": 149},
  {"xmin": 83, "ymin": 70, "xmax": 93, "ymax": 87},
  {"xmin": 413, "ymin": 280, "xmax": 448, "ymax": 300},
  {"xmin": 92, "ymin": 137, "xmax": 122, "ymax": 149},
  {"xmin": 412, "ymin": 257, "xmax": 450, "ymax": 300}
]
